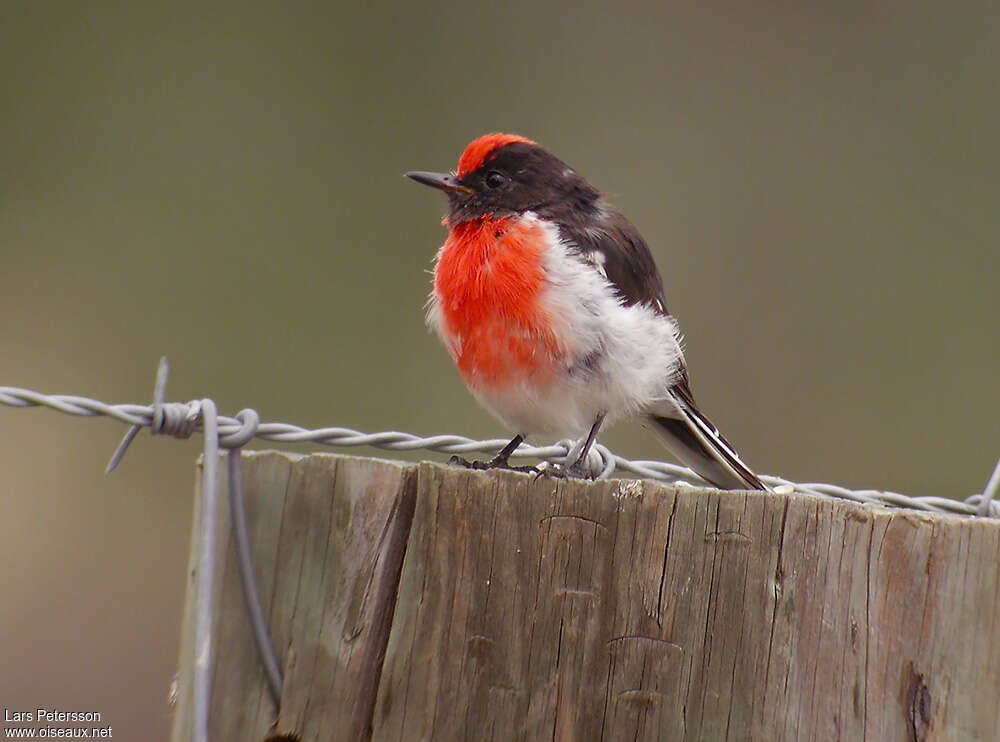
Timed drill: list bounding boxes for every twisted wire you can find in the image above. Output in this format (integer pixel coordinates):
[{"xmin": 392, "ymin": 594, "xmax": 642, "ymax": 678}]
[{"xmin": 1, "ymin": 383, "xmax": 997, "ymax": 518}]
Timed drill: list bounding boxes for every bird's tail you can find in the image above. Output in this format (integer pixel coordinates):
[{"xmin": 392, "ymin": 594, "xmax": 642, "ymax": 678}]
[{"xmin": 647, "ymin": 387, "xmax": 767, "ymax": 491}]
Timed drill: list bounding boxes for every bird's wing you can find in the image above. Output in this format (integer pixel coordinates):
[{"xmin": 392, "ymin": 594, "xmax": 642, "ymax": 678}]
[
  {"xmin": 555, "ymin": 205, "xmax": 691, "ymax": 389},
  {"xmin": 556, "ymin": 206, "xmax": 767, "ymax": 491},
  {"xmin": 555, "ymin": 207, "xmax": 672, "ymax": 315}
]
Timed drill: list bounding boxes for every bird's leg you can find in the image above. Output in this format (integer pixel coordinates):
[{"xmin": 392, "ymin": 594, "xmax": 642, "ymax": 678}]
[
  {"xmin": 541, "ymin": 413, "xmax": 607, "ymax": 480},
  {"xmin": 449, "ymin": 434, "xmax": 537, "ymax": 473}
]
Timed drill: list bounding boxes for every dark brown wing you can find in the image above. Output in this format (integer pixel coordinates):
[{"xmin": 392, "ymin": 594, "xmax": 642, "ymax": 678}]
[{"xmin": 552, "ymin": 207, "xmax": 671, "ymax": 314}]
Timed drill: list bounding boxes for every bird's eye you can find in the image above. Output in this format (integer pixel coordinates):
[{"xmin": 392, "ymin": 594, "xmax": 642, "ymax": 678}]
[{"xmin": 484, "ymin": 171, "xmax": 507, "ymax": 189}]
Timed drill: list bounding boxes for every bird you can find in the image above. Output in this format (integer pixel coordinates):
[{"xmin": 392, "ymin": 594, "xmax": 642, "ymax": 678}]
[{"xmin": 406, "ymin": 133, "xmax": 766, "ymax": 490}]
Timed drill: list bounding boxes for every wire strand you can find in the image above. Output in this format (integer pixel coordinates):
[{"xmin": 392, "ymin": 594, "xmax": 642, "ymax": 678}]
[{"xmin": 1, "ymin": 383, "xmax": 996, "ymax": 517}]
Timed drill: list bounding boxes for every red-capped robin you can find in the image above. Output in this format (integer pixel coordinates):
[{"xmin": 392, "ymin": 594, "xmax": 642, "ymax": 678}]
[{"xmin": 408, "ymin": 133, "xmax": 765, "ymax": 490}]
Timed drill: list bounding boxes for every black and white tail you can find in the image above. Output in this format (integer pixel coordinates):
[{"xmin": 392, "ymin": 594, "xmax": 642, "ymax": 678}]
[{"xmin": 648, "ymin": 386, "xmax": 767, "ymax": 491}]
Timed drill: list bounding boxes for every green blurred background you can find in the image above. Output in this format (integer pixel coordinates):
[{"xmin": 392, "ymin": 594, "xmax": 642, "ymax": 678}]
[{"xmin": 1, "ymin": 2, "xmax": 997, "ymax": 738}]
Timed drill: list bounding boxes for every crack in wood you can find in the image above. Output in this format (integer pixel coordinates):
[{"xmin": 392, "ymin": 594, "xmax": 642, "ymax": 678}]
[
  {"xmin": 348, "ymin": 468, "xmax": 418, "ymax": 741},
  {"xmin": 905, "ymin": 665, "xmax": 932, "ymax": 742}
]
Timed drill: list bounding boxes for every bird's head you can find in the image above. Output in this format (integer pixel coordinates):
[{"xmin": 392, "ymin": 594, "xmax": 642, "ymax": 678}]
[{"xmin": 406, "ymin": 133, "xmax": 600, "ymax": 225}]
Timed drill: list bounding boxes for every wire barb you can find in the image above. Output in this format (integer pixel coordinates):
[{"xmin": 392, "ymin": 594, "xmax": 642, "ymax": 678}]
[
  {"xmin": 977, "ymin": 457, "xmax": 1000, "ymax": 517},
  {"xmin": 106, "ymin": 357, "xmax": 203, "ymax": 473},
  {"xmin": 73, "ymin": 359, "xmax": 277, "ymax": 741}
]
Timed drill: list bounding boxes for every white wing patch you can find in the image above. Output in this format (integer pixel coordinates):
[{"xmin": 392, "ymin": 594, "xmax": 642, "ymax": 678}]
[{"xmin": 583, "ymin": 247, "xmax": 608, "ymax": 279}]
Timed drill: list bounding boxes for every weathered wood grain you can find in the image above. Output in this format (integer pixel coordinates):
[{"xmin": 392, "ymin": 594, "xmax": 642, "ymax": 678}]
[
  {"xmin": 172, "ymin": 452, "xmax": 417, "ymax": 741},
  {"xmin": 172, "ymin": 452, "xmax": 1000, "ymax": 741}
]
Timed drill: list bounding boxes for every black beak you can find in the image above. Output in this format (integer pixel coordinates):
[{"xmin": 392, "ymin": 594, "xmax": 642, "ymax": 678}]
[{"xmin": 405, "ymin": 171, "xmax": 474, "ymax": 195}]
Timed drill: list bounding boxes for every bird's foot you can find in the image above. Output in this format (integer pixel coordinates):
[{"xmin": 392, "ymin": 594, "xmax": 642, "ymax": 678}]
[
  {"xmin": 448, "ymin": 455, "xmax": 539, "ymax": 475},
  {"xmin": 533, "ymin": 460, "xmax": 595, "ymax": 481}
]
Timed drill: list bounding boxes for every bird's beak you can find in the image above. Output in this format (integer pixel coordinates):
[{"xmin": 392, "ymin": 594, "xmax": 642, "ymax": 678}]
[{"xmin": 405, "ymin": 171, "xmax": 474, "ymax": 195}]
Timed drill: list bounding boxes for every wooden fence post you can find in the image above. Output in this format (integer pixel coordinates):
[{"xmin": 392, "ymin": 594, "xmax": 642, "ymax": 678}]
[{"xmin": 171, "ymin": 451, "xmax": 1000, "ymax": 741}]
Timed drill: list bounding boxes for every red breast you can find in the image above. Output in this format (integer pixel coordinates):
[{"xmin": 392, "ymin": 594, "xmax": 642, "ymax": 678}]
[{"xmin": 434, "ymin": 215, "xmax": 565, "ymax": 388}]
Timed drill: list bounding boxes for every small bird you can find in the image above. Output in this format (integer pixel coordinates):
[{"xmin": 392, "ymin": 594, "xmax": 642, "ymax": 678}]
[{"xmin": 407, "ymin": 133, "xmax": 765, "ymax": 490}]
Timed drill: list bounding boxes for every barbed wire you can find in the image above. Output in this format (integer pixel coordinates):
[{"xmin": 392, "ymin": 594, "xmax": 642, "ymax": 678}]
[
  {"xmin": 2, "ymin": 379, "xmax": 998, "ymax": 518},
  {"xmin": 4, "ymin": 359, "xmax": 999, "ymax": 742}
]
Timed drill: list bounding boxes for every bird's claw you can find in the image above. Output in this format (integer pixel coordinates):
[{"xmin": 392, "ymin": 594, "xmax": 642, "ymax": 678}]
[
  {"xmin": 448, "ymin": 455, "xmax": 539, "ymax": 475},
  {"xmin": 533, "ymin": 461, "xmax": 595, "ymax": 481}
]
